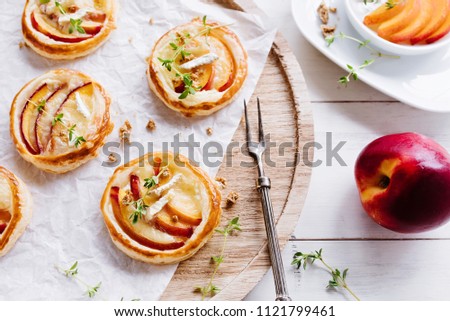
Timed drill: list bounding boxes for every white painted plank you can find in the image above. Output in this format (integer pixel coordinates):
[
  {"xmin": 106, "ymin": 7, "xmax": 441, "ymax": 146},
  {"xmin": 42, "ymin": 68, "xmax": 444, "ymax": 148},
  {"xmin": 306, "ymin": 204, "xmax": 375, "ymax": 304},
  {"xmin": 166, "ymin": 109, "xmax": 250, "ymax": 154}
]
[
  {"xmin": 245, "ymin": 240, "xmax": 450, "ymax": 301},
  {"xmin": 294, "ymin": 102, "xmax": 450, "ymax": 239},
  {"xmin": 254, "ymin": 0, "xmax": 394, "ymax": 102}
]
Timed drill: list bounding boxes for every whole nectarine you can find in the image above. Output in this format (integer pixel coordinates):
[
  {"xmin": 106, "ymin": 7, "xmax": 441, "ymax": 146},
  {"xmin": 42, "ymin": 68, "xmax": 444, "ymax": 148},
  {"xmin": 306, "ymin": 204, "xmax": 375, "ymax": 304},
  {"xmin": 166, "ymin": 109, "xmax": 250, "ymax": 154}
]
[{"xmin": 355, "ymin": 132, "xmax": 450, "ymax": 233}]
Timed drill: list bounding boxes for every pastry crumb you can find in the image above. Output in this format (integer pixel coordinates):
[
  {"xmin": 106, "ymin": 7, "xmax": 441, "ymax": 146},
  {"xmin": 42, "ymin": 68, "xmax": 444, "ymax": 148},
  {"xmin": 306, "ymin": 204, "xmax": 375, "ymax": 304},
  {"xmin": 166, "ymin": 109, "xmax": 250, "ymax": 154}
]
[
  {"xmin": 317, "ymin": 1, "xmax": 329, "ymax": 24},
  {"xmin": 119, "ymin": 120, "xmax": 132, "ymax": 143},
  {"xmin": 108, "ymin": 153, "xmax": 117, "ymax": 162},
  {"xmin": 19, "ymin": 41, "xmax": 28, "ymax": 49},
  {"xmin": 128, "ymin": 37, "xmax": 133, "ymax": 44},
  {"xmin": 206, "ymin": 127, "xmax": 213, "ymax": 136},
  {"xmin": 149, "ymin": 17, "xmax": 154, "ymax": 25},
  {"xmin": 215, "ymin": 176, "xmax": 227, "ymax": 189},
  {"xmin": 321, "ymin": 25, "xmax": 336, "ymax": 38},
  {"xmin": 171, "ymin": 215, "xmax": 179, "ymax": 223},
  {"xmin": 146, "ymin": 119, "xmax": 156, "ymax": 131},
  {"xmin": 122, "ymin": 190, "xmax": 133, "ymax": 205},
  {"xmin": 330, "ymin": 7, "xmax": 337, "ymax": 13},
  {"xmin": 226, "ymin": 191, "xmax": 239, "ymax": 206}
]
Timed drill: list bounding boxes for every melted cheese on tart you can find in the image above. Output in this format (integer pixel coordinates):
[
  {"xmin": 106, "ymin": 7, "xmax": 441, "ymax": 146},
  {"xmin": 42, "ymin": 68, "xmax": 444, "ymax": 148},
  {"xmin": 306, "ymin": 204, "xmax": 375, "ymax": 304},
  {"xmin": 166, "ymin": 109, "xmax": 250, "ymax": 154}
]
[
  {"xmin": 13, "ymin": 69, "xmax": 108, "ymax": 158},
  {"xmin": 109, "ymin": 158, "xmax": 208, "ymax": 250}
]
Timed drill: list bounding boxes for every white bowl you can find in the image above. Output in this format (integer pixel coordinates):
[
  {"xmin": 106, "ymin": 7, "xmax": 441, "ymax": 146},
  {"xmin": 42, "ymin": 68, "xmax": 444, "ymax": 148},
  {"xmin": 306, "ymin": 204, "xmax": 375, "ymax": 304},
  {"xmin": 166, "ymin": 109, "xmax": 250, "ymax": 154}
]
[{"xmin": 345, "ymin": 0, "xmax": 450, "ymax": 56}]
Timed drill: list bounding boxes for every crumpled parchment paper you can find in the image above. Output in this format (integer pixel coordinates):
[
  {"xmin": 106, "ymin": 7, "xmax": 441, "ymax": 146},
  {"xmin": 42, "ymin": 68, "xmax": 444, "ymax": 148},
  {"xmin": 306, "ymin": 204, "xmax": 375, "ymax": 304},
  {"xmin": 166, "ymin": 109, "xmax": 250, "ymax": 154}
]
[{"xmin": 0, "ymin": 0, "xmax": 275, "ymax": 300}]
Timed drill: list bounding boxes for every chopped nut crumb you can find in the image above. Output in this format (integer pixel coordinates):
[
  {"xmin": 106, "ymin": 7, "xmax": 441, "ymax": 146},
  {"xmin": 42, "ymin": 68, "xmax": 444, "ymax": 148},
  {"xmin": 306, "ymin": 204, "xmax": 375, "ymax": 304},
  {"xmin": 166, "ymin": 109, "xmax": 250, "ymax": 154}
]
[
  {"xmin": 321, "ymin": 25, "xmax": 336, "ymax": 38},
  {"xmin": 226, "ymin": 191, "xmax": 239, "ymax": 206},
  {"xmin": 206, "ymin": 127, "xmax": 213, "ymax": 136},
  {"xmin": 128, "ymin": 37, "xmax": 133, "ymax": 44},
  {"xmin": 108, "ymin": 153, "xmax": 117, "ymax": 162},
  {"xmin": 317, "ymin": 1, "xmax": 329, "ymax": 24},
  {"xmin": 149, "ymin": 17, "xmax": 154, "ymax": 25},
  {"xmin": 122, "ymin": 190, "xmax": 133, "ymax": 205},
  {"xmin": 171, "ymin": 215, "xmax": 179, "ymax": 223},
  {"xmin": 215, "ymin": 176, "xmax": 227, "ymax": 189},
  {"xmin": 119, "ymin": 120, "xmax": 132, "ymax": 143},
  {"xmin": 19, "ymin": 41, "xmax": 27, "ymax": 49},
  {"xmin": 330, "ymin": 7, "xmax": 337, "ymax": 13},
  {"xmin": 146, "ymin": 119, "xmax": 156, "ymax": 131}
]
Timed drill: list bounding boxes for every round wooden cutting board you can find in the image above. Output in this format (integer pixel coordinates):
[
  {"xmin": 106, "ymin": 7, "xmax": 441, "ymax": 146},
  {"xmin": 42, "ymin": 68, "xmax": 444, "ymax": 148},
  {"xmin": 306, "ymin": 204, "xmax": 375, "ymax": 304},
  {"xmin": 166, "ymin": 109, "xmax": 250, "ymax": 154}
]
[{"xmin": 161, "ymin": 0, "xmax": 314, "ymax": 301}]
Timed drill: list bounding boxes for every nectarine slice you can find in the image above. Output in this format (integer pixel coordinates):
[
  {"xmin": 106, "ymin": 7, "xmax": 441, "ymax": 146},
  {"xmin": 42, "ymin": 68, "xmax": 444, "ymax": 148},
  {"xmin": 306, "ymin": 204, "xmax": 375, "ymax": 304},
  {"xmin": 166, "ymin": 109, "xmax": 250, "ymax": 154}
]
[
  {"xmin": 377, "ymin": 0, "xmax": 420, "ymax": 40},
  {"xmin": 167, "ymin": 188, "xmax": 202, "ymax": 226},
  {"xmin": 363, "ymin": 0, "xmax": 406, "ymax": 26},
  {"xmin": 20, "ymin": 84, "xmax": 52, "ymax": 154},
  {"xmin": 130, "ymin": 174, "xmax": 141, "ymax": 200},
  {"xmin": 0, "ymin": 209, "xmax": 11, "ymax": 235},
  {"xmin": 389, "ymin": 0, "xmax": 433, "ymax": 44},
  {"xmin": 154, "ymin": 210, "xmax": 194, "ymax": 238},
  {"xmin": 426, "ymin": 3, "xmax": 450, "ymax": 44},
  {"xmin": 411, "ymin": 0, "xmax": 449, "ymax": 44}
]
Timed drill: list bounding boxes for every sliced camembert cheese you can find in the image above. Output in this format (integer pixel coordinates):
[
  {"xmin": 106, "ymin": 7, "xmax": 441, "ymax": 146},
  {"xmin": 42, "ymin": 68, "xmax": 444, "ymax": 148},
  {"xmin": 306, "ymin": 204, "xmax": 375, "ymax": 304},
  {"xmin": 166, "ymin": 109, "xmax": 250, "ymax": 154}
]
[
  {"xmin": 180, "ymin": 53, "xmax": 219, "ymax": 70},
  {"xmin": 150, "ymin": 173, "xmax": 182, "ymax": 196},
  {"xmin": 144, "ymin": 190, "xmax": 175, "ymax": 221},
  {"xmin": 75, "ymin": 92, "xmax": 91, "ymax": 118}
]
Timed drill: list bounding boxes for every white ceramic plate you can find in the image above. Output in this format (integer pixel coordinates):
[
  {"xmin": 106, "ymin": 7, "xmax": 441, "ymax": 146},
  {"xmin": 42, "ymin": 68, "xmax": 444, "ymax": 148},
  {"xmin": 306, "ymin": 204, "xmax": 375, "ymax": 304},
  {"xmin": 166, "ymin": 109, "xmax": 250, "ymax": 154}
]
[
  {"xmin": 292, "ymin": 0, "xmax": 450, "ymax": 112},
  {"xmin": 345, "ymin": 0, "xmax": 450, "ymax": 56}
]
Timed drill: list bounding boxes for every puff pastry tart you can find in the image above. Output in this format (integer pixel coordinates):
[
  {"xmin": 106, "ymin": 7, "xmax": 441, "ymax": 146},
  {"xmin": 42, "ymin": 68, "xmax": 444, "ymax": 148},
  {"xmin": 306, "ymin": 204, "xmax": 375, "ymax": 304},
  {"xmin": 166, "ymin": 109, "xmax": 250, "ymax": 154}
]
[
  {"xmin": 147, "ymin": 17, "xmax": 248, "ymax": 117},
  {"xmin": 22, "ymin": 0, "xmax": 116, "ymax": 60},
  {"xmin": 100, "ymin": 152, "xmax": 222, "ymax": 264},
  {"xmin": 10, "ymin": 69, "xmax": 113, "ymax": 174},
  {"xmin": 0, "ymin": 167, "xmax": 32, "ymax": 257}
]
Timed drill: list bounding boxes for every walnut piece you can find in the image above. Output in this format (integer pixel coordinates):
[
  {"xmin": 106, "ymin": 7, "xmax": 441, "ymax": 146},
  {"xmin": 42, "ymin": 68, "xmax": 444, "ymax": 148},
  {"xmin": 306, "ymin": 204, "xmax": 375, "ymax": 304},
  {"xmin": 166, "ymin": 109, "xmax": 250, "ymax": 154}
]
[
  {"xmin": 122, "ymin": 190, "xmax": 134, "ymax": 205},
  {"xmin": 149, "ymin": 17, "xmax": 154, "ymax": 25},
  {"xmin": 226, "ymin": 191, "xmax": 239, "ymax": 206},
  {"xmin": 330, "ymin": 7, "xmax": 337, "ymax": 13},
  {"xmin": 206, "ymin": 127, "xmax": 213, "ymax": 136},
  {"xmin": 108, "ymin": 153, "xmax": 117, "ymax": 162},
  {"xmin": 215, "ymin": 176, "xmax": 227, "ymax": 189},
  {"xmin": 119, "ymin": 120, "xmax": 132, "ymax": 143},
  {"xmin": 317, "ymin": 1, "xmax": 329, "ymax": 24},
  {"xmin": 146, "ymin": 119, "xmax": 156, "ymax": 131},
  {"xmin": 321, "ymin": 25, "xmax": 336, "ymax": 38},
  {"xmin": 19, "ymin": 41, "xmax": 27, "ymax": 49}
]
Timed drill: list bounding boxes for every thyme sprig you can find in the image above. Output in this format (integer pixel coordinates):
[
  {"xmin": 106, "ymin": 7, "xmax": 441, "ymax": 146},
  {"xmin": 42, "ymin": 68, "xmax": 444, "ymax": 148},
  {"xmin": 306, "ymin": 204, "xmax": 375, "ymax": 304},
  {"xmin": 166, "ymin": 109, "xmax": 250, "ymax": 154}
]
[
  {"xmin": 326, "ymin": 32, "xmax": 399, "ymax": 86},
  {"xmin": 27, "ymin": 99, "xmax": 86, "ymax": 148},
  {"xmin": 292, "ymin": 249, "xmax": 360, "ymax": 301},
  {"xmin": 363, "ymin": 0, "xmax": 396, "ymax": 9},
  {"xmin": 56, "ymin": 261, "xmax": 102, "ymax": 299},
  {"xmin": 194, "ymin": 217, "xmax": 241, "ymax": 300}
]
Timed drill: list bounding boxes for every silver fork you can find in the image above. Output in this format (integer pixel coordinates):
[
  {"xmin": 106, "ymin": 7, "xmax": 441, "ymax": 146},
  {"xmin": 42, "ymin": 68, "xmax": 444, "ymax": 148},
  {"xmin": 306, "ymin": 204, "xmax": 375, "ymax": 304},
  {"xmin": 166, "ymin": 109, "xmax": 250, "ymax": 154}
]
[{"xmin": 244, "ymin": 98, "xmax": 291, "ymax": 301}]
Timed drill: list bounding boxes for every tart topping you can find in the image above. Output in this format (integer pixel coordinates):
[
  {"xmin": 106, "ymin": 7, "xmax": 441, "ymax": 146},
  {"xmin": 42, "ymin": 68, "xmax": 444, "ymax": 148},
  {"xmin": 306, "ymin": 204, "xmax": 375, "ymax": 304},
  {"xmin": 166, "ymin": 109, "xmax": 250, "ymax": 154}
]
[
  {"xmin": 75, "ymin": 92, "xmax": 91, "ymax": 118},
  {"xmin": 149, "ymin": 173, "xmax": 182, "ymax": 197},
  {"xmin": 146, "ymin": 119, "xmax": 156, "ymax": 131},
  {"xmin": 119, "ymin": 120, "xmax": 132, "ymax": 143},
  {"xmin": 144, "ymin": 190, "xmax": 175, "ymax": 222}
]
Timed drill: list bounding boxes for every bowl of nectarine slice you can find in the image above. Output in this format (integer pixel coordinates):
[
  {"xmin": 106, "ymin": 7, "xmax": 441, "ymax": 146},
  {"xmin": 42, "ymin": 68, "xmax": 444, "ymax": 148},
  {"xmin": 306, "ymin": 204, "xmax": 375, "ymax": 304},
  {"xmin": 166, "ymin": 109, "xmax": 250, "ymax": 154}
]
[{"xmin": 345, "ymin": 0, "xmax": 450, "ymax": 55}]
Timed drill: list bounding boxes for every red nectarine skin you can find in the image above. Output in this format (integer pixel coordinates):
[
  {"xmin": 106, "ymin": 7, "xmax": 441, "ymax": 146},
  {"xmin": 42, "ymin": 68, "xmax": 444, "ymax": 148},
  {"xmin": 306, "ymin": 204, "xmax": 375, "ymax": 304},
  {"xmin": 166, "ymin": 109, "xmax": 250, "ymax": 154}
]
[
  {"xmin": 426, "ymin": 3, "xmax": 450, "ymax": 44},
  {"xmin": 410, "ymin": 0, "xmax": 449, "ymax": 45},
  {"xmin": 355, "ymin": 132, "xmax": 450, "ymax": 233}
]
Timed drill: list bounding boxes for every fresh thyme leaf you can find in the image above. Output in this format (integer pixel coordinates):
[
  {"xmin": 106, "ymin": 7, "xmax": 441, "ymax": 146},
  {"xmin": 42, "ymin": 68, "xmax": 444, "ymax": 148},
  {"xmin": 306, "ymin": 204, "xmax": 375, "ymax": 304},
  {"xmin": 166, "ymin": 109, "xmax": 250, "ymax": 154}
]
[
  {"xmin": 158, "ymin": 57, "xmax": 174, "ymax": 72},
  {"xmin": 144, "ymin": 176, "xmax": 159, "ymax": 189},
  {"xmin": 87, "ymin": 282, "xmax": 102, "ymax": 298},
  {"xmin": 73, "ymin": 136, "xmax": 86, "ymax": 148},
  {"xmin": 202, "ymin": 15, "xmax": 207, "ymax": 26},
  {"xmin": 325, "ymin": 35, "xmax": 335, "ymax": 47},
  {"xmin": 385, "ymin": 0, "xmax": 396, "ymax": 9},
  {"xmin": 128, "ymin": 199, "xmax": 148, "ymax": 224},
  {"xmin": 52, "ymin": 113, "xmax": 64, "ymax": 126},
  {"xmin": 69, "ymin": 18, "xmax": 86, "ymax": 34},
  {"xmin": 40, "ymin": 0, "xmax": 51, "ymax": 4},
  {"xmin": 68, "ymin": 124, "xmax": 76, "ymax": 142},
  {"xmin": 55, "ymin": 1, "xmax": 66, "ymax": 15},
  {"xmin": 292, "ymin": 249, "xmax": 360, "ymax": 301},
  {"xmin": 64, "ymin": 261, "xmax": 79, "ymax": 277},
  {"xmin": 37, "ymin": 99, "xmax": 46, "ymax": 112},
  {"xmin": 169, "ymin": 42, "xmax": 178, "ymax": 50}
]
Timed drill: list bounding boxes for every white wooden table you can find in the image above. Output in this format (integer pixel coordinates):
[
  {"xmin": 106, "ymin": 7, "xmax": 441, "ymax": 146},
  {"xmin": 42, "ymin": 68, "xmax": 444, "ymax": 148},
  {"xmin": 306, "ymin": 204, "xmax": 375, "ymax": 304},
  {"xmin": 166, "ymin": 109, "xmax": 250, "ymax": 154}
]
[{"xmin": 246, "ymin": 0, "xmax": 450, "ymax": 301}]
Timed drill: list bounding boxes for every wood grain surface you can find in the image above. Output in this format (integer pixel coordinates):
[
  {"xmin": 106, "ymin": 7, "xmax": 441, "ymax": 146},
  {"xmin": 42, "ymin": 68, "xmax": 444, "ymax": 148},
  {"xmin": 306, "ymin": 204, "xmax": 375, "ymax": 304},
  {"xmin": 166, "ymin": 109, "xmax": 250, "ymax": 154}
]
[{"xmin": 160, "ymin": 0, "xmax": 314, "ymax": 301}]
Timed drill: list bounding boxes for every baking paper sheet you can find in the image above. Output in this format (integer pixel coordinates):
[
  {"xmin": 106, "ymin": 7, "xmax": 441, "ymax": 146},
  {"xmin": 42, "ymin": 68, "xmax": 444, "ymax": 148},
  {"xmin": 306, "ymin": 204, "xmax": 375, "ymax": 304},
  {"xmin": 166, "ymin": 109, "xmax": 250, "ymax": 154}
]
[{"xmin": 0, "ymin": 0, "xmax": 275, "ymax": 300}]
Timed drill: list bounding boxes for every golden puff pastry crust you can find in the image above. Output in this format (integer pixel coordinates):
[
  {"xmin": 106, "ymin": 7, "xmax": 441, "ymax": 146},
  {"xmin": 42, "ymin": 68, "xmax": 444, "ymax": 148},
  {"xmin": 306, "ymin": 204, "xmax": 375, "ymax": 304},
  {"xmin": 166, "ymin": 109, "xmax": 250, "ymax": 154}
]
[
  {"xmin": 10, "ymin": 69, "xmax": 113, "ymax": 174},
  {"xmin": 147, "ymin": 17, "xmax": 248, "ymax": 117},
  {"xmin": 22, "ymin": 0, "xmax": 116, "ymax": 60},
  {"xmin": 0, "ymin": 167, "xmax": 32, "ymax": 257},
  {"xmin": 100, "ymin": 152, "xmax": 222, "ymax": 264}
]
